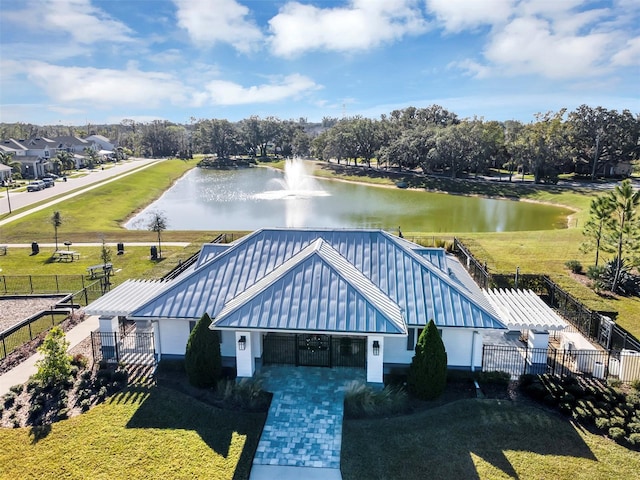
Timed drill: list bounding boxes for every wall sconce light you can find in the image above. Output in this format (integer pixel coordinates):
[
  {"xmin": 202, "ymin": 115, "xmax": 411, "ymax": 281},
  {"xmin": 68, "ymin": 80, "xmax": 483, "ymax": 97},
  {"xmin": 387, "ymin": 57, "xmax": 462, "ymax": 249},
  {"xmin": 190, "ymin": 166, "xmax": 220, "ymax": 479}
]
[
  {"xmin": 372, "ymin": 340, "xmax": 380, "ymax": 356},
  {"xmin": 238, "ymin": 335, "xmax": 246, "ymax": 351}
]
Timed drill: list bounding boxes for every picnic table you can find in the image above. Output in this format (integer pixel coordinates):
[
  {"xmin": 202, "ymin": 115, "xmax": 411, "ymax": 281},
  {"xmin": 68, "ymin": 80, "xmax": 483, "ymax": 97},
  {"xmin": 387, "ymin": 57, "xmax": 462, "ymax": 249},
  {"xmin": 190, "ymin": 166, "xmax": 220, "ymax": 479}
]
[
  {"xmin": 53, "ymin": 250, "xmax": 80, "ymax": 262},
  {"xmin": 87, "ymin": 263, "xmax": 113, "ymax": 279}
]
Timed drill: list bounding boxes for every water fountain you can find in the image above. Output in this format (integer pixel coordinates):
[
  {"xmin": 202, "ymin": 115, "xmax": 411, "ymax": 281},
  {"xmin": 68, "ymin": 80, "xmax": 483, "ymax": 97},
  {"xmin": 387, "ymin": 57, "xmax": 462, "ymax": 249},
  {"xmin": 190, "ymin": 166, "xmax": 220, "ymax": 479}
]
[{"xmin": 253, "ymin": 158, "xmax": 329, "ymax": 200}]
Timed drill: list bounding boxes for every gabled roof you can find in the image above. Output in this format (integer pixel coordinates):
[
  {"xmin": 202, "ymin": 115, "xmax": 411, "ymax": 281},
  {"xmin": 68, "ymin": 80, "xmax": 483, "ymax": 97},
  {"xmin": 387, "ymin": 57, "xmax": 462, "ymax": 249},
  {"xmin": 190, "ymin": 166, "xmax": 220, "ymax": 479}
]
[
  {"xmin": 195, "ymin": 243, "xmax": 232, "ymax": 268},
  {"xmin": 212, "ymin": 239, "xmax": 406, "ymax": 335},
  {"xmin": 130, "ymin": 228, "xmax": 505, "ymax": 331}
]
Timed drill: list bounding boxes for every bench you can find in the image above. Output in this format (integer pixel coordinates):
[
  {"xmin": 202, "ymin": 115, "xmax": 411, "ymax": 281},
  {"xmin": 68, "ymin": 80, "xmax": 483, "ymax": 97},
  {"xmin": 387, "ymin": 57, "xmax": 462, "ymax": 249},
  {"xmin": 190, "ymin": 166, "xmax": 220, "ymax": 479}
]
[
  {"xmin": 53, "ymin": 250, "xmax": 80, "ymax": 262},
  {"xmin": 0, "ymin": 245, "xmax": 6, "ymax": 255},
  {"xmin": 87, "ymin": 263, "xmax": 113, "ymax": 279}
]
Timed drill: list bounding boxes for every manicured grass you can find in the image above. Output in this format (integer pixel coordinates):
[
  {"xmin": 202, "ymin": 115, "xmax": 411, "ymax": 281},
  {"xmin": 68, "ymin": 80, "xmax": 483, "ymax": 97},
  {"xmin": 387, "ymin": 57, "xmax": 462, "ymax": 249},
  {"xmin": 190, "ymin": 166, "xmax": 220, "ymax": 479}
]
[
  {"xmin": 0, "ymin": 158, "xmax": 210, "ymax": 244},
  {"xmin": 341, "ymin": 399, "xmax": 640, "ymax": 480},
  {"xmin": 0, "ymin": 245, "xmax": 201, "ymax": 282},
  {"xmin": 0, "ymin": 385, "xmax": 266, "ymax": 480}
]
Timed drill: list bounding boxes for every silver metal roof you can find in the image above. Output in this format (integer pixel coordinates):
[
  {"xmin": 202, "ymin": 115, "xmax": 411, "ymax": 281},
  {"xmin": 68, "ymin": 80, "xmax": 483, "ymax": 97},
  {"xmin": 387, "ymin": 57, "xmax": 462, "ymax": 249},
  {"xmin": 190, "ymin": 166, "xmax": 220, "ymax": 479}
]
[
  {"xmin": 212, "ymin": 239, "xmax": 406, "ymax": 335},
  {"xmin": 84, "ymin": 279, "xmax": 170, "ymax": 317},
  {"xmin": 129, "ymin": 229, "xmax": 505, "ymax": 331},
  {"xmin": 195, "ymin": 243, "xmax": 231, "ymax": 268},
  {"xmin": 484, "ymin": 288, "xmax": 568, "ymax": 331}
]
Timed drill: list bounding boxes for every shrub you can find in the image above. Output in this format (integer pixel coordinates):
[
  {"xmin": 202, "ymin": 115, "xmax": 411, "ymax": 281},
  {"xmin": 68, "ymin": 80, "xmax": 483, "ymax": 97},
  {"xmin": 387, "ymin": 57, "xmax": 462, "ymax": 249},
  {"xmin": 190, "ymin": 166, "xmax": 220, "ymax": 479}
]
[
  {"xmin": 608, "ymin": 427, "xmax": 626, "ymax": 441},
  {"xmin": 214, "ymin": 378, "xmax": 270, "ymax": 412},
  {"xmin": 407, "ymin": 319, "xmax": 448, "ymax": 400},
  {"xmin": 112, "ymin": 368, "xmax": 129, "ymax": 383},
  {"xmin": 344, "ymin": 380, "xmax": 409, "ymax": 418},
  {"xmin": 57, "ymin": 408, "xmax": 69, "ymax": 420},
  {"xmin": 34, "ymin": 327, "xmax": 72, "ymax": 387},
  {"xmin": 595, "ymin": 417, "xmax": 610, "ymax": 430},
  {"xmin": 476, "ymin": 371, "xmax": 511, "ymax": 385},
  {"xmin": 630, "ymin": 379, "xmax": 640, "ymax": 391},
  {"xmin": 627, "ymin": 422, "xmax": 640, "ymax": 434},
  {"xmin": 524, "ymin": 383, "xmax": 547, "ymax": 401},
  {"xmin": 628, "ymin": 433, "xmax": 640, "ymax": 446},
  {"xmin": 79, "ymin": 398, "xmax": 92, "ymax": 412},
  {"xmin": 3, "ymin": 392, "xmax": 16, "ymax": 409},
  {"xmin": 184, "ymin": 313, "xmax": 222, "ymax": 388},
  {"xmin": 9, "ymin": 384, "xmax": 23, "ymax": 395},
  {"xmin": 565, "ymin": 260, "xmax": 583, "ymax": 274},
  {"xmin": 26, "ymin": 378, "xmax": 42, "ymax": 393},
  {"xmin": 71, "ymin": 354, "xmax": 88, "ymax": 369},
  {"xmin": 519, "ymin": 374, "xmax": 538, "ymax": 388}
]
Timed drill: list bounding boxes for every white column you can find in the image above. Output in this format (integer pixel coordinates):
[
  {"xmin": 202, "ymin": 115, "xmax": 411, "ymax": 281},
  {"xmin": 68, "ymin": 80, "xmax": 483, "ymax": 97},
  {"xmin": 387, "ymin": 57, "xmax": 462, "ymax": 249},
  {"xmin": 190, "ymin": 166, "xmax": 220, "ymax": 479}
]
[
  {"xmin": 235, "ymin": 331, "xmax": 255, "ymax": 378},
  {"xmin": 366, "ymin": 335, "xmax": 384, "ymax": 384},
  {"xmin": 527, "ymin": 330, "xmax": 549, "ymax": 365},
  {"xmin": 98, "ymin": 315, "xmax": 119, "ymax": 362}
]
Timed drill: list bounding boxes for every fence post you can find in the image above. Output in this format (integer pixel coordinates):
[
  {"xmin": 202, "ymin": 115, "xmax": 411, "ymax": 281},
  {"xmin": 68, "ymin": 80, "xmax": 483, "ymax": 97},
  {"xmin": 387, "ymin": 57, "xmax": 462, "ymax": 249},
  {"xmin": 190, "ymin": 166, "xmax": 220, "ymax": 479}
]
[
  {"xmin": 28, "ymin": 321, "xmax": 33, "ymax": 341},
  {"xmin": 1, "ymin": 335, "xmax": 6, "ymax": 359},
  {"xmin": 29, "ymin": 275, "xmax": 33, "ymax": 293},
  {"xmin": 114, "ymin": 332, "xmax": 120, "ymax": 363},
  {"xmin": 84, "ymin": 288, "xmax": 88, "ymax": 306},
  {"xmin": 55, "ymin": 275, "xmax": 59, "ymax": 292}
]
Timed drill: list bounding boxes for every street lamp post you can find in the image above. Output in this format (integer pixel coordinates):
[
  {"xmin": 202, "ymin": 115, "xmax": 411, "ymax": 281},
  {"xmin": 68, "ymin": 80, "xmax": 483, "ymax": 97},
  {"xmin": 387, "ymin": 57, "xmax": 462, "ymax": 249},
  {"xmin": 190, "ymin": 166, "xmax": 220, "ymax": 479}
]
[{"xmin": 5, "ymin": 184, "xmax": 11, "ymax": 214}]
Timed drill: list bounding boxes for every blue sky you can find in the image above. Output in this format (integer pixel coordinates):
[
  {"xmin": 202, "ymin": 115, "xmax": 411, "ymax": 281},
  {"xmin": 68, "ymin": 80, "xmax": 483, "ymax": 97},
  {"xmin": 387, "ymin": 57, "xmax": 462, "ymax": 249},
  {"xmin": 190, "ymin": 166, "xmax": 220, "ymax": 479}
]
[{"xmin": 1, "ymin": 0, "xmax": 638, "ymax": 126}]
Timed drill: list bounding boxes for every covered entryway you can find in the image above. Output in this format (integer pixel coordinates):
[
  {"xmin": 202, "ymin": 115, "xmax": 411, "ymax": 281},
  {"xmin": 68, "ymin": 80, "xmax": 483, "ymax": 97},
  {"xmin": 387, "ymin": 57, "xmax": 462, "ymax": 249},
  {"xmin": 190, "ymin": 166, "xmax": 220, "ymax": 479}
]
[{"xmin": 263, "ymin": 333, "xmax": 366, "ymax": 368}]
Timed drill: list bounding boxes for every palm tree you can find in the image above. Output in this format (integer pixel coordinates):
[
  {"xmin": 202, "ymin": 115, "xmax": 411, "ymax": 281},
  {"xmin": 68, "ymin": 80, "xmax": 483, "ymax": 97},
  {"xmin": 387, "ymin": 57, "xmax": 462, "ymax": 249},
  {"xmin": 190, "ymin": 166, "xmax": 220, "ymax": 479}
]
[
  {"xmin": 56, "ymin": 151, "xmax": 74, "ymax": 174},
  {"xmin": 50, "ymin": 211, "xmax": 63, "ymax": 251},
  {"xmin": 607, "ymin": 179, "xmax": 640, "ymax": 292},
  {"xmin": 0, "ymin": 151, "xmax": 20, "ymax": 179}
]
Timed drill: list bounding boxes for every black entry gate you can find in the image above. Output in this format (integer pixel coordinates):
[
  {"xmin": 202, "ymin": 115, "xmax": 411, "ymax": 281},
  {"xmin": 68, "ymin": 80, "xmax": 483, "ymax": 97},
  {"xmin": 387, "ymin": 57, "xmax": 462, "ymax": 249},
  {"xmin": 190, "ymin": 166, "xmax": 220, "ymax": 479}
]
[{"xmin": 263, "ymin": 333, "xmax": 366, "ymax": 368}]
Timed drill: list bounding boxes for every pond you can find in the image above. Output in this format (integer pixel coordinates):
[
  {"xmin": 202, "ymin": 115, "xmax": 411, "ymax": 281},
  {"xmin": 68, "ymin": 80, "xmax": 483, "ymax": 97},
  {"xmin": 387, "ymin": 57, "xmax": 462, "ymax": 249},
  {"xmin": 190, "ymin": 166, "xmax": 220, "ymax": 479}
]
[{"xmin": 124, "ymin": 165, "xmax": 571, "ymax": 233}]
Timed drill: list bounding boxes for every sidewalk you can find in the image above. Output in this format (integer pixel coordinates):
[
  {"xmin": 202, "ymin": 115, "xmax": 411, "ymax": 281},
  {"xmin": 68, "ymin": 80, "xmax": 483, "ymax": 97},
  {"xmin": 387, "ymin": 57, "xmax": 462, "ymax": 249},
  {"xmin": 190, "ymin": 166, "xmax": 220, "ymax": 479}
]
[{"xmin": 0, "ymin": 315, "xmax": 99, "ymax": 396}]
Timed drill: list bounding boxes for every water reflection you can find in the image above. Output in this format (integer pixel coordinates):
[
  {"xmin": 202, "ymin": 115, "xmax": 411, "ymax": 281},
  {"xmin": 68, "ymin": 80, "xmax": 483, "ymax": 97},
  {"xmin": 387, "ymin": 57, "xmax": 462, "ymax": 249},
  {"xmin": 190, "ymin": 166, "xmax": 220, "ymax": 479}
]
[{"xmin": 124, "ymin": 167, "xmax": 571, "ymax": 232}]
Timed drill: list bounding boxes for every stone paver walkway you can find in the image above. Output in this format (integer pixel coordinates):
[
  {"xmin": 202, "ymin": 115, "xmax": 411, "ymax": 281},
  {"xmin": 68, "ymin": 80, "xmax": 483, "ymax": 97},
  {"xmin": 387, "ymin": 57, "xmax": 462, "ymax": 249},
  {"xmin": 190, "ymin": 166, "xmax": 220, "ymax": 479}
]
[{"xmin": 250, "ymin": 365, "xmax": 365, "ymax": 480}]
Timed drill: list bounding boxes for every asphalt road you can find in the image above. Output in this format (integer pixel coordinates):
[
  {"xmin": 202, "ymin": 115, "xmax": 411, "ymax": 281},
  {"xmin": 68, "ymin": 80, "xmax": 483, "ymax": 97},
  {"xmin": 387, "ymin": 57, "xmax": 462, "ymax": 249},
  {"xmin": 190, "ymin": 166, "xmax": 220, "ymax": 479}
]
[{"xmin": 0, "ymin": 158, "xmax": 163, "ymax": 225}]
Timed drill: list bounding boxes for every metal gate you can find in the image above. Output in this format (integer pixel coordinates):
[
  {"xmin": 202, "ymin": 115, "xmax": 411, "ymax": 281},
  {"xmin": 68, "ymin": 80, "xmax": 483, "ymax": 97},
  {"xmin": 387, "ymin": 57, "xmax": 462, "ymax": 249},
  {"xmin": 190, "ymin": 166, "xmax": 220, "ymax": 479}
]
[
  {"xmin": 262, "ymin": 333, "xmax": 366, "ymax": 368},
  {"xmin": 91, "ymin": 330, "xmax": 156, "ymax": 366}
]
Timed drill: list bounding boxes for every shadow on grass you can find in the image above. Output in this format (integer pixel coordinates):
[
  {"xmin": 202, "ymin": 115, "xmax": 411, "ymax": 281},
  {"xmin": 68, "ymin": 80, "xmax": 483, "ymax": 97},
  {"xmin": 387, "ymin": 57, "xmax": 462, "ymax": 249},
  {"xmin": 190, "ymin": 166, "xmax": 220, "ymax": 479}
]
[
  {"xmin": 29, "ymin": 424, "xmax": 51, "ymax": 444},
  {"xmin": 119, "ymin": 385, "xmax": 265, "ymax": 480},
  {"xmin": 342, "ymin": 399, "xmax": 597, "ymax": 480}
]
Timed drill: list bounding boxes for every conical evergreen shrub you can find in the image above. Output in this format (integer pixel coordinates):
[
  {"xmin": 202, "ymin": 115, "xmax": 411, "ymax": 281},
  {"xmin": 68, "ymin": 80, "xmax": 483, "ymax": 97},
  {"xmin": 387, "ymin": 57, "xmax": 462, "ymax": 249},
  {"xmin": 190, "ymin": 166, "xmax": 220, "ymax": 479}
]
[
  {"xmin": 184, "ymin": 312, "xmax": 222, "ymax": 388},
  {"xmin": 407, "ymin": 319, "xmax": 448, "ymax": 400}
]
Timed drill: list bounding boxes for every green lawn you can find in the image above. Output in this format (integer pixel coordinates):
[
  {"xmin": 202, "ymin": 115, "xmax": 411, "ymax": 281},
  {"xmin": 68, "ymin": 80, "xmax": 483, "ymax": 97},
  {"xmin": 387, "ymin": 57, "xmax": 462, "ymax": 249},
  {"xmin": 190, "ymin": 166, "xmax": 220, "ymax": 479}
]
[
  {"xmin": 342, "ymin": 399, "xmax": 640, "ymax": 480},
  {"xmin": 0, "ymin": 385, "xmax": 266, "ymax": 480}
]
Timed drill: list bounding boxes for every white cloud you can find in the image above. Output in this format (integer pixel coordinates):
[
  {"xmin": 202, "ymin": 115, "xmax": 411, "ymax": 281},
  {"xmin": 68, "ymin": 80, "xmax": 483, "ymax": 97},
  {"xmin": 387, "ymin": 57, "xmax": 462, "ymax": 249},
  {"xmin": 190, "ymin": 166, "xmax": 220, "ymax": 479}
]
[
  {"xmin": 173, "ymin": 0, "xmax": 263, "ymax": 52},
  {"xmin": 484, "ymin": 16, "xmax": 614, "ymax": 78},
  {"xmin": 425, "ymin": 0, "xmax": 515, "ymax": 32},
  {"xmin": 201, "ymin": 74, "xmax": 320, "ymax": 105},
  {"xmin": 7, "ymin": 0, "xmax": 134, "ymax": 44},
  {"xmin": 268, "ymin": 0, "xmax": 429, "ymax": 57},
  {"xmin": 611, "ymin": 36, "xmax": 640, "ymax": 66},
  {"xmin": 22, "ymin": 62, "xmax": 189, "ymax": 107}
]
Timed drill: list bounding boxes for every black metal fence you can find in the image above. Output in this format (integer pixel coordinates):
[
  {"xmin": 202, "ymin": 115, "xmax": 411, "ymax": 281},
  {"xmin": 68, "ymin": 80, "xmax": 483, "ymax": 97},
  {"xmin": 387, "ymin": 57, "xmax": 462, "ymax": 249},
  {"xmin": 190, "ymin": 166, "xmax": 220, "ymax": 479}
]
[
  {"xmin": 482, "ymin": 344, "xmax": 640, "ymax": 383},
  {"xmin": 91, "ymin": 330, "xmax": 156, "ymax": 365},
  {"xmin": 0, "ymin": 274, "xmax": 87, "ymax": 295},
  {"xmin": 453, "ymin": 239, "xmax": 640, "ymax": 354},
  {"xmin": 0, "ymin": 300, "xmax": 75, "ymax": 361},
  {"xmin": 0, "ymin": 279, "xmax": 103, "ymax": 361}
]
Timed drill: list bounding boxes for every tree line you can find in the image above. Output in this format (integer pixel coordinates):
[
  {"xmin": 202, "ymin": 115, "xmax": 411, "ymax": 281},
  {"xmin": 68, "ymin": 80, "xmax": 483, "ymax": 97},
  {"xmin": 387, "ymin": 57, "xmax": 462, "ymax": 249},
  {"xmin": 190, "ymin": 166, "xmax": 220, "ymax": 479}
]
[{"xmin": 1, "ymin": 104, "xmax": 638, "ymax": 183}]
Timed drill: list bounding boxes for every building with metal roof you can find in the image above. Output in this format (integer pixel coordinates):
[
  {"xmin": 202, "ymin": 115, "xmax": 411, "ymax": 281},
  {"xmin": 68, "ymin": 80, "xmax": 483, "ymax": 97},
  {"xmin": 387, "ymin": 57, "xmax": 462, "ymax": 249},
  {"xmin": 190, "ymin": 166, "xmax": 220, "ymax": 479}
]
[{"xmin": 87, "ymin": 228, "xmax": 509, "ymax": 382}]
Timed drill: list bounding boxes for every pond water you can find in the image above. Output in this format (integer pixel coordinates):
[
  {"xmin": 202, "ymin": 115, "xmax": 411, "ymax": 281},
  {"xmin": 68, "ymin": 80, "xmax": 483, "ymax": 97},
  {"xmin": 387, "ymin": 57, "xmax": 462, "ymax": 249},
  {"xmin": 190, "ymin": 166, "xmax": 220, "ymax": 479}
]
[{"xmin": 124, "ymin": 166, "xmax": 571, "ymax": 233}]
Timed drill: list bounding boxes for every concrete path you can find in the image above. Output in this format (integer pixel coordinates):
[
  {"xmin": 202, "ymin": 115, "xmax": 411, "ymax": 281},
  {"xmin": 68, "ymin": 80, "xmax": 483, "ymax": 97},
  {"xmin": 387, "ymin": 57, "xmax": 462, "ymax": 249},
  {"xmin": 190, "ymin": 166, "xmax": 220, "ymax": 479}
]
[
  {"xmin": 0, "ymin": 315, "xmax": 99, "ymax": 396},
  {"xmin": 250, "ymin": 365, "xmax": 365, "ymax": 480}
]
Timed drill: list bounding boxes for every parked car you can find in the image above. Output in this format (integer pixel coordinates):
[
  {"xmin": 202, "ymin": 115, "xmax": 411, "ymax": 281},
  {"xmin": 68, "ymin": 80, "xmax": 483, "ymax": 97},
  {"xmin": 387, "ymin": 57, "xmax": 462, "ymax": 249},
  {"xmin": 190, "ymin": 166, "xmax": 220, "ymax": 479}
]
[
  {"xmin": 42, "ymin": 177, "xmax": 55, "ymax": 188},
  {"xmin": 27, "ymin": 180, "xmax": 46, "ymax": 192}
]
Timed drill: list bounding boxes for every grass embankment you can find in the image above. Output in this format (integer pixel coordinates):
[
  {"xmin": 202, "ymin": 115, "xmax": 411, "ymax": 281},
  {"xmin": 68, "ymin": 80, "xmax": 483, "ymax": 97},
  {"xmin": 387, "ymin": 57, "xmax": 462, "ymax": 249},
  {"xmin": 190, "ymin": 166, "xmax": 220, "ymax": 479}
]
[
  {"xmin": 0, "ymin": 385, "xmax": 265, "ymax": 480},
  {"xmin": 342, "ymin": 398, "xmax": 640, "ymax": 480},
  {"xmin": 308, "ymin": 162, "xmax": 639, "ymax": 338},
  {"xmin": 0, "ymin": 158, "xmax": 211, "ymax": 244}
]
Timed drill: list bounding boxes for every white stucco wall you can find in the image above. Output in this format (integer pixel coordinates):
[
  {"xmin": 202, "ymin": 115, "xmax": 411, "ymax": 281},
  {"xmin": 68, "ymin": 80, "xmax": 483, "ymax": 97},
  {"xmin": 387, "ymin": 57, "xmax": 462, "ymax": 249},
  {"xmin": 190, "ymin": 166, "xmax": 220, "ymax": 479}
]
[
  {"xmin": 157, "ymin": 319, "xmax": 191, "ymax": 356},
  {"xmin": 383, "ymin": 328, "xmax": 482, "ymax": 369}
]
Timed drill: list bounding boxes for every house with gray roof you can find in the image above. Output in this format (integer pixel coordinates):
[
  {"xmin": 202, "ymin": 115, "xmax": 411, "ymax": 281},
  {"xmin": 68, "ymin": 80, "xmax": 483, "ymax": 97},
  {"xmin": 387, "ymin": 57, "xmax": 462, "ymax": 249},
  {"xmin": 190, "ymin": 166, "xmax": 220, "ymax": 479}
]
[{"xmin": 87, "ymin": 228, "xmax": 519, "ymax": 383}]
